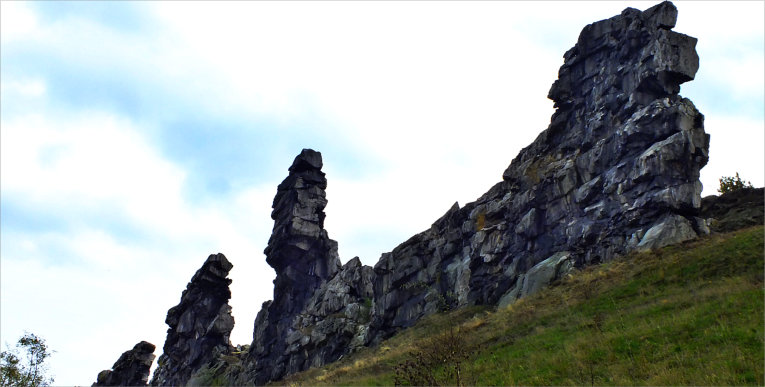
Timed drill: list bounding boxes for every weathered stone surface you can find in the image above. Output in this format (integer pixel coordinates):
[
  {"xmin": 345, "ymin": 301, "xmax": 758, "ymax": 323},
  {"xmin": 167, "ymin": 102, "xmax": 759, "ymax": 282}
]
[
  {"xmin": 701, "ymin": 187, "xmax": 764, "ymax": 232},
  {"xmin": 232, "ymin": 2, "xmax": 711, "ymax": 384},
  {"xmin": 368, "ymin": 0, "xmax": 708, "ymax": 344},
  {"xmin": 240, "ymin": 149, "xmax": 353, "ymax": 384},
  {"xmin": 150, "ymin": 253, "xmax": 235, "ymax": 386},
  {"xmin": 636, "ymin": 214, "xmax": 697, "ymax": 251},
  {"xmin": 93, "ymin": 341, "xmax": 156, "ymax": 386},
  {"xmin": 498, "ymin": 251, "xmax": 575, "ymax": 308}
]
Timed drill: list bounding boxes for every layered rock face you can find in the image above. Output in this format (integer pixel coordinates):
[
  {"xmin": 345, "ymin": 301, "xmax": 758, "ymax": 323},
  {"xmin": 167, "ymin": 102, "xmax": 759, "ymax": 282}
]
[
  {"xmin": 369, "ymin": 0, "xmax": 709, "ymax": 342},
  {"xmin": 150, "ymin": 254, "xmax": 235, "ymax": 386},
  {"xmin": 123, "ymin": 2, "xmax": 714, "ymax": 385},
  {"xmin": 701, "ymin": 187, "xmax": 764, "ymax": 232},
  {"xmin": 244, "ymin": 149, "xmax": 373, "ymax": 384},
  {"xmin": 93, "ymin": 341, "xmax": 156, "ymax": 386}
]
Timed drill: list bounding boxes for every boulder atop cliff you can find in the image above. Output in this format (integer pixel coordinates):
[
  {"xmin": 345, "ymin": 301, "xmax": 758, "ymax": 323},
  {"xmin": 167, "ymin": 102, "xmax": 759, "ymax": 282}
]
[
  {"xmin": 93, "ymin": 341, "xmax": 156, "ymax": 386},
  {"xmin": 150, "ymin": 253, "xmax": 235, "ymax": 386}
]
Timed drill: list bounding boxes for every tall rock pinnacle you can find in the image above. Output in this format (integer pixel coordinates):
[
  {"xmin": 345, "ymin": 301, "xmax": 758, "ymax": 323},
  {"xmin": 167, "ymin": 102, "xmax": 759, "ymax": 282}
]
[
  {"xmin": 265, "ymin": 148, "xmax": 341, "ymax": 314},
  {"xmin": 248, "ymin": 149, "xmax": 342, "ymax": 383},
  {"xmin": 150, "ymin": 253, "xmax": 235, "ymax": 386}
]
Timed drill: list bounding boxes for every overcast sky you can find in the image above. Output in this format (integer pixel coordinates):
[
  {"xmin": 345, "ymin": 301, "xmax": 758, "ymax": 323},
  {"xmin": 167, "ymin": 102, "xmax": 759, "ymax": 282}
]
[{"xmin": 1, "ymin": 1, "xmax": 762, "ymax": 385}]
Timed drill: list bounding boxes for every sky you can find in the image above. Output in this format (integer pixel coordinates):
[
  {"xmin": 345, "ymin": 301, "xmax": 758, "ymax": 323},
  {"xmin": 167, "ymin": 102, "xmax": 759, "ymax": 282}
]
[{"xmin": 1, "ymin": 1, "xmax": 762, "ymax": 385}]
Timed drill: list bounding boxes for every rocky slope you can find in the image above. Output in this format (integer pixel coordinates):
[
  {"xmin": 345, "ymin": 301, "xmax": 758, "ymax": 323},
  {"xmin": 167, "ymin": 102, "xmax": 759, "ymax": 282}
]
[{"xmin": 94, "ymin": 1, "xmax": 737, "ymax": 385}]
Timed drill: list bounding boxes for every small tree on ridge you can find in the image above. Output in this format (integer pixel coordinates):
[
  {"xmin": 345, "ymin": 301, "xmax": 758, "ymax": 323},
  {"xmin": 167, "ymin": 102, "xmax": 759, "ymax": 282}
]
[{"xmin": 0, "ymin": 332, "xmax": 54, "ymax": 387}]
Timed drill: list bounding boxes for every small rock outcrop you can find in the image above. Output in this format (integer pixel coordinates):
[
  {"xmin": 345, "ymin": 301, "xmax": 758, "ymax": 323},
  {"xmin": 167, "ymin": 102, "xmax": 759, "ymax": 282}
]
[
  {"xmin": 150, "ymin": 253, "xmax": 235, "ymax": 386},
  {"xmin": 701, "ymin": 187, "xmax": 764, "ymax": 232},
  {"xmin": 93, "ymin": 341, "xmax": 156, "ymax": 386}
]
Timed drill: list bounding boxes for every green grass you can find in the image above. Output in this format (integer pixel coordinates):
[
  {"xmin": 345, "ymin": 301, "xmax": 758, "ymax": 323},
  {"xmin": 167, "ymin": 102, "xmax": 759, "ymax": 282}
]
[{"xmin": 280, "ymin": 226, "xmax": 764, "ymax": 386}]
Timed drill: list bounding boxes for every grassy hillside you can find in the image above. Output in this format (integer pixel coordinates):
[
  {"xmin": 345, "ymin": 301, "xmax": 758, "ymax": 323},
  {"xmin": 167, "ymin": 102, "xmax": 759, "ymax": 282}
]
[{"xmin": 281, "ymin": 226, "xmax": 764, "ymax": 386}]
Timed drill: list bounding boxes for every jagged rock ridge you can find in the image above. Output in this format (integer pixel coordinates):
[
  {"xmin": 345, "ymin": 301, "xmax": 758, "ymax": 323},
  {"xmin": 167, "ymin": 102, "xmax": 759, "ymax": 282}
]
[
  {"xmin": 95, "ymin": 2, "xmax": 717, "ymax": 385},
  {"xmin": 370, "ymin": 0, "xmax": 708, "ymax": 342},
  {"xmin": 244, "ymin": 1, "xmax": 710, "ymax": 381},
  {"xmin": 237, "ymin": 149, "xmax": 373, "ymax": 384},
  {"xmin": 150, "ymin": 253, "xmax": 235, "ymax": 386},
  {"xmin": 93, "ymin": 341, "xmax": 156, "ymax": 386}
]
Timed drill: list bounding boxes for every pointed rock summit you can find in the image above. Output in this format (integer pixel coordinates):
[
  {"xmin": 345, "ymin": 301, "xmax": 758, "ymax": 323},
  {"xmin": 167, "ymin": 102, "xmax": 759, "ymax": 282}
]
[
  {"xmin": 265, "ymin": 148, "xmax": 341, "ymax": 303},
  {"xmin": 150, "ymin": 253, "xmax": 235, "ymax": 386},
  {"xmin": 93, "ymin": 341, "xmax": 156, "ymax": 386},
  {"xmin": 247, "ymin": 149, "xmax": 343, "ymax": 383}
]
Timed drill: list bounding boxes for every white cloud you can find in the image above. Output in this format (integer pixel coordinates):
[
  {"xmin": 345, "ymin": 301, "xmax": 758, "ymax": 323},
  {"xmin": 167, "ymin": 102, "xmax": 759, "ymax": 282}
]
[
  {"xmin": 0, "ymin": 2, "xmax": 38, "ymax": 43},
  {"xmin": 0, "ymin": 78, "xmax": 47, "ymax": 99},
  {"xmin": 0, "ymin": 110, "xmax": 275, "ymax": 383}
]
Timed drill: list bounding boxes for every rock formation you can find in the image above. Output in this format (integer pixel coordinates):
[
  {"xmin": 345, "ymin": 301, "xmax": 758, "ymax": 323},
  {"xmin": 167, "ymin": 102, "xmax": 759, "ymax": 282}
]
[
  {"xmin": 98, "ymin": 2, "xmax": 721, "ymax": 385},
  {"xmin": 242, "ymin": 149, "xmax": 356, "ymax": 384},
  {"xmin": 369, "ymin": 0, "xmax": 708, "ymax": 343},
  {"xmin": 150, "ymin": 254, "xmax": 235, "ymax": 386},
  {"xmin": 701, "ymin": 187, "xmax": 764, "ymax": 232},
  {"xmin": 233, "ymin": 2, "xmax": 710, "ymax": 383},
  {"xmin": 93, "ymin": 341, "xmax": 156, "ymax": 386}
]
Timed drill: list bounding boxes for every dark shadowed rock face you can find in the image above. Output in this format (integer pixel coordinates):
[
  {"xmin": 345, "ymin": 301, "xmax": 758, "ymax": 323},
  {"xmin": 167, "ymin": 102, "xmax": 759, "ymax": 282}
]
[
  {"xmin": 150, "ymin": 253, "xmax": 235, "ymax": 386},
  {"xmin": 93, "ymin": 341, "xmax": 156, "ymax": 386},
  {"xmin": 369, "ymin": 0, "xmax": 709, "ymax": 343},
  {"xmin": 244, "ymin": 149, "xmax": 350, "ymax": 384},
  {"xmin": 264, "ymin": 149, "xmax": 342, "ymax": 317},
  {"xmin": 701, "ymin": 187, "xmax": 764, "ymax": 232}
]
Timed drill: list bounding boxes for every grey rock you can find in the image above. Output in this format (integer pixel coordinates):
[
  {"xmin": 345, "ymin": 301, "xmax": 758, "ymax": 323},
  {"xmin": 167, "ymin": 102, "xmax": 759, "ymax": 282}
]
[
  {"xmin": 150, "ymin": 254, "xmax": 235, "ymax": 386},
  {"xmin": 93, "ymin": 341, "xmax": 156, "ymax": 386},
  {"xmin": 497, "ymin": 251, "xmax": 573, "ymax": 309},
  {"xmin": 637, "ymin": 214, "xmax": 697, "ymax": 250},
  {"xmin": 369, "ymin": 0, "xmax": 707, "ymax": 344},
  {"xmin": 219, "ymin": 2, "xmax": 713, "ymax": 384},
  {"xmin": 522, "ymin": 251, "xmax": 574, "ymax": 298},
  {"xmin": 236, "ymin": 149, "xmax": 370, "ymax": 385},
  {"xmin": 701, "ymin": 187, "xmax": 764, "ymax": 232}
]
